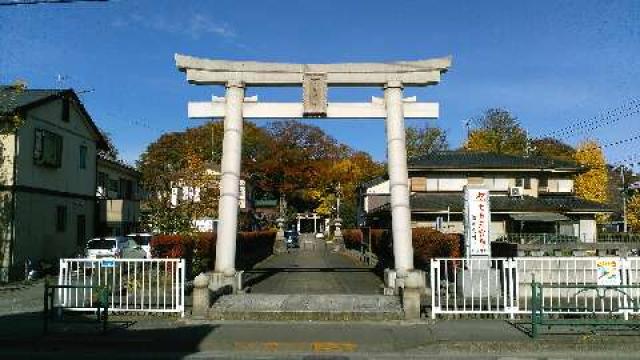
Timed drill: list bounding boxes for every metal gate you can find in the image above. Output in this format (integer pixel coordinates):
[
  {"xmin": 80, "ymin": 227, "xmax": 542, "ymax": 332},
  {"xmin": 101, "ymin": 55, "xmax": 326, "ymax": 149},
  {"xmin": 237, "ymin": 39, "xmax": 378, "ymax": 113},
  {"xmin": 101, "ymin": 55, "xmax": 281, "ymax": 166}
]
[
  {"xmin": 58, "ymin": 258, "xmax": 185, "ymax": 316},
  {"xmin": 431, "ymin": 257, "xmax": 639, "ymax": 319}
]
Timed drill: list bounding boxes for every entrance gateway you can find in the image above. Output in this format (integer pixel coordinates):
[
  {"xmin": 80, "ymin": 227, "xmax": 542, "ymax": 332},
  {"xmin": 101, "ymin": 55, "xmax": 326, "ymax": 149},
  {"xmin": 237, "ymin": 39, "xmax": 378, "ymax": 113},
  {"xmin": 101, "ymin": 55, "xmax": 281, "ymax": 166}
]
[{"xmin": 175, "ymin": 54, "xmax": 451, "ymax": 303}]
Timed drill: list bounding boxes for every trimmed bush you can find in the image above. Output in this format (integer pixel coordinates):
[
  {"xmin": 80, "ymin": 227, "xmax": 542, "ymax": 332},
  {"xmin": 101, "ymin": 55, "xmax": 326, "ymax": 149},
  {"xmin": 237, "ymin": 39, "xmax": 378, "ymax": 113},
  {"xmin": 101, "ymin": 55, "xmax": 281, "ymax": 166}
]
[
  {"xmin": 342, "ymin": 227, "xmax": 461, "ymax": 271},
  {"xmin": 150, "ymin": 230, "xmax": 276, "ymax": 279}
]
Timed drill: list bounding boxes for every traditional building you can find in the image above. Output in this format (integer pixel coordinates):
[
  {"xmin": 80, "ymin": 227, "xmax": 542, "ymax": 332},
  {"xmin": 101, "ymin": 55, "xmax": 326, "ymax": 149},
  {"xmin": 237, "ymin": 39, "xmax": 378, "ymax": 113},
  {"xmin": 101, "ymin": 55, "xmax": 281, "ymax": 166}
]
[
  {"xmin": 360, "ymin": 151, "xmax": 611, "ymax": 243},
  {"xmin": 0, "ymin": 87, "xmax": 108, "ymax": 281}
]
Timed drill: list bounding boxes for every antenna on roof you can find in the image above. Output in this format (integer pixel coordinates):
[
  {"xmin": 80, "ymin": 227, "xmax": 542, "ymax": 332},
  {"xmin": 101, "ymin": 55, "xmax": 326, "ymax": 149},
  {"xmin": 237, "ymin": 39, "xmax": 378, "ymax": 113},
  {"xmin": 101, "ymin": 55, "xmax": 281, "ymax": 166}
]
[{"xmin": 56, "ymin": 74, "xmax": 68, "ymax": 89}]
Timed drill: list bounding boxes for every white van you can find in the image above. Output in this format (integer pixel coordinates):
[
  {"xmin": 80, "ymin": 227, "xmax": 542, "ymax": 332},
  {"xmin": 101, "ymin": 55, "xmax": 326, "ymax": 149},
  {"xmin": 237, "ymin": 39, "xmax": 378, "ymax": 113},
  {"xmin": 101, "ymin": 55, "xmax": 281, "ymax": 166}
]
[
  {"xmin": 126, "ymin": 233, "xmax": 154, "ymax": 259},
  {"xmin": 85, "ymin": 236, "xmax": 130, "ymax": 259}
]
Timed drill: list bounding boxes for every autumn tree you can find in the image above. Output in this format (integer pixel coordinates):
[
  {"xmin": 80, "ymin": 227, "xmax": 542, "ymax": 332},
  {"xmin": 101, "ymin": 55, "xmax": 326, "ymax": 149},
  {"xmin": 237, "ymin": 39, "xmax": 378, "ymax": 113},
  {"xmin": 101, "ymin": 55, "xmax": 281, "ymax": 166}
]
[
  {"xmin": 574, "ymin": 140, "xmax": 608, "ymax": 207},
  {"xmin": 464, "ymin": 108, "xmax": 528, "ymax": 155},
  {"xmin": 627, "ymin": 192, "xmax": 640, "ymax": 232},
  {"xmin": 138, "ymin": 120, "xmax": 384, "ymax": 230},
  {"xmin": 406, "ymin": 126, "xmax": 448, "ymax": 160},
  {"xmin": 530, "ymin": 137, "xmax": 575, "ymax": 162}
]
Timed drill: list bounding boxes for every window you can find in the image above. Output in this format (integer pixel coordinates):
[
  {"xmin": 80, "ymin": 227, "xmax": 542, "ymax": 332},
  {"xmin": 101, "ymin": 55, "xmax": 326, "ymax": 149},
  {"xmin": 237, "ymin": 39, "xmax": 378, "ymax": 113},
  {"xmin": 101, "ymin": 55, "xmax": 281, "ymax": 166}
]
[
  {"xmin": 56, "ymin": 206, "xmax": 67, "ymax": 232},
  {"xmin": 108, "ymin": 179, "xmax": 120, "ymax": 197},
  {"xmin": 34, "ymin": 129, "xmax": 63, "ymax": 168},
  {"xmin": 539, "ymin": 177, "xmax": 548, "ymax": 188},
  {"xmin": 79, "ymin": 145, "xmax": 87, "ymax": 169},
  {"xmin": 515, "ymin": 177, "xmax": 532, "ymax": 190}
]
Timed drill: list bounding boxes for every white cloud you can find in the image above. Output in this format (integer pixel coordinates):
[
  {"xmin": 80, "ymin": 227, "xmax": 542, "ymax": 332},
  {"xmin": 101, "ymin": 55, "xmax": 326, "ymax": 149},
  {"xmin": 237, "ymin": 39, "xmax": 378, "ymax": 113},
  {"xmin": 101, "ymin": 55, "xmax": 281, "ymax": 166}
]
[{"xmin": 111, "ymin": 12, "xmax": 236, "ymax": 40}]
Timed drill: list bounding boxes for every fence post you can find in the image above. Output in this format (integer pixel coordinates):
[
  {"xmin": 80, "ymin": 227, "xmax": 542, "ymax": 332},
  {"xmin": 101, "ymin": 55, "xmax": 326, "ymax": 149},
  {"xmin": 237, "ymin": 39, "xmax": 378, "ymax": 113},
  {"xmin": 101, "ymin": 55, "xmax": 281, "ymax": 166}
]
[
  {"xmin": 430, "ymin": 259, "xmax": 438, "ymax": 319},
  {"xmin": 192, "ymin": 273, "xmax": 210, "ymax": 318}
]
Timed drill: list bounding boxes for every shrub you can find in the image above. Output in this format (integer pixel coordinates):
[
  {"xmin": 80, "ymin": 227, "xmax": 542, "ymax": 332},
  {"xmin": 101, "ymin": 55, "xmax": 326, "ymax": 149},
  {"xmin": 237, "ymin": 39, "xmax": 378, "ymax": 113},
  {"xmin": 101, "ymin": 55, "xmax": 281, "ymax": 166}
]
[
  {"xmin": 151, "ymin": 234, "xmax": 190, "ymax": 258},
  {"xmin": 412, "ymin": 227, "xmax": 462, "ymax": 268},
  {"xmin": 342, "ymin": 229, "xmax": 363, "ymax": 249},
  {"xmin": 151, "ymin": 230, "xmax": 277, "ymax": 279}
]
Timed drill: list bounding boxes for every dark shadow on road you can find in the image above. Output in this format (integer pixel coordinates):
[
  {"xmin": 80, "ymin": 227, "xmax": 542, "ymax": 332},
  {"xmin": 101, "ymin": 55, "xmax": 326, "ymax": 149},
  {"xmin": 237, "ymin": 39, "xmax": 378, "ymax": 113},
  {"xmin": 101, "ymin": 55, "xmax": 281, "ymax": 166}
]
[{"xmin": 0, "ymin": 311, "xmax": 219, "ymax": 357}]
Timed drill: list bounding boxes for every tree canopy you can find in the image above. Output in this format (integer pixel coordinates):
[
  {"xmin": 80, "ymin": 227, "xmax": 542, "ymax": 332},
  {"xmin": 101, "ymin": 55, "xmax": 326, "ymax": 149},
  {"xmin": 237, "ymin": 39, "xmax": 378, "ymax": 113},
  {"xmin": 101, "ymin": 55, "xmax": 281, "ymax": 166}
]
[
  {"xmin": 530, "ymin": 137, "xmax": 575, "ymax": 162},
  {"xmin": 406, "ymin": 126, "xmax": 448, "ymax": 160},
  {"xmin": 138, "ymin": 120, "xmax": 384, "ymax": 230},
  {"xmin": 463, "ymin": 108, "xmax": 528, "ymax": 155},
  {"xmin": 574, "ymin": 140, "xmax": 609, "ymax": 206}
]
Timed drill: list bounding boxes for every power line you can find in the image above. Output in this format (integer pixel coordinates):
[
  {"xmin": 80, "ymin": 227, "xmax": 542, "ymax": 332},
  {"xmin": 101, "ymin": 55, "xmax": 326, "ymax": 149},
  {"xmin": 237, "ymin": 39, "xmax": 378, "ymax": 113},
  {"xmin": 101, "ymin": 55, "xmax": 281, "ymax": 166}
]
[
  {"xmin": 538, "ymin": 98, "xmax": 640, "ymax": 139},
  {"xmin": 0, "ymin": 0, "xmax": 107, "ymax": 5}
]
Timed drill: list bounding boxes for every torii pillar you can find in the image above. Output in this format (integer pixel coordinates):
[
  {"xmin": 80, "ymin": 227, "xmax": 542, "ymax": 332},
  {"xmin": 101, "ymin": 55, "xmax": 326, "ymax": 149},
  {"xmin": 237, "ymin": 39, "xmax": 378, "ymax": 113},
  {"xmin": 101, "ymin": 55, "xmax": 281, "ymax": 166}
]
[{"xmin": 176, "ymin": 55, "xmax": 451, "ymax": 314}]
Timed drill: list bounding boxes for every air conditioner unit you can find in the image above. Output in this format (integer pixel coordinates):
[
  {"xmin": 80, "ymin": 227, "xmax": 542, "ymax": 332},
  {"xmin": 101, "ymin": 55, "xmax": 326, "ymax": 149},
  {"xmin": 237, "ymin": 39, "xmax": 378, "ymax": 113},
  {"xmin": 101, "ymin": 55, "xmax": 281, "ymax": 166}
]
[{"xmin": 509, "ymin": 186, "xmax": 524, "ymax": 197}]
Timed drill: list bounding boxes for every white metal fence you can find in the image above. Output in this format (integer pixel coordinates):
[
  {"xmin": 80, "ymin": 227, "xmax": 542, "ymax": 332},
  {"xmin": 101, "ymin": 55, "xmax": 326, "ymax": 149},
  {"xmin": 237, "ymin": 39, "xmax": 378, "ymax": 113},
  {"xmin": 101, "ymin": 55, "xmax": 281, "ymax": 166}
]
[
  {"xmin": 430, "ymin": 257, "xmax": 640, "ymax": 319},
  {"xmin": 58, "ymin": 258, "xmax": 185, "ymax": 316}
]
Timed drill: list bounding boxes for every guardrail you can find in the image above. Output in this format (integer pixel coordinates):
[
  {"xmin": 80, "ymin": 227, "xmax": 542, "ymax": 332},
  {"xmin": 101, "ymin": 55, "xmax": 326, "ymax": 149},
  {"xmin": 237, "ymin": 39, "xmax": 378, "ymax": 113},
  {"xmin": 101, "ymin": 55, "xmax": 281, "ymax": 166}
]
[
  {"xmin": 495, "ymin": 233, "xmax": 579, "ymax": 244},
  {"xmin": 431, "ymin": 256, "xmax": 640, "ymax": 319},
  {"xmin": 58, "ymin": 258, "xmax": 185, "ymax": 316}
]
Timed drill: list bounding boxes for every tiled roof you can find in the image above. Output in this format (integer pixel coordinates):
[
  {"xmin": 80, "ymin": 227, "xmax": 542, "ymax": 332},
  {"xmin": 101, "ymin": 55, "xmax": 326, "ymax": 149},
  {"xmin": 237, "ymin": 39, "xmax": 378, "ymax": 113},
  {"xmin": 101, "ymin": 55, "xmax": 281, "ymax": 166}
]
[
  {"xmin": 409, "ymin": 151, "xmax": 582, "ymax": 171},
  {"xmin": 0, "ymin": 86, "xmax": 109, "ymax": 150},
  {"xmin": 0, "ymin": 87, "xmax": 64, "ymax": 114},
  {"xmin": 371, "ymin": 193, "xmax": 611, "ymax": 214}
]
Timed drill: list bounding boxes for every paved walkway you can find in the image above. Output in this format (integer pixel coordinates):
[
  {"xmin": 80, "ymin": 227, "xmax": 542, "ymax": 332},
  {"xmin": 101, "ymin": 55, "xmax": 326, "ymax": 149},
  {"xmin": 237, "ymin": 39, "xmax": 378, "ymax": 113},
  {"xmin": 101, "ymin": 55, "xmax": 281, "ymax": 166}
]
[{"xmin": 245, "ymin": 245, "xmax": 383, "ymax": 295}]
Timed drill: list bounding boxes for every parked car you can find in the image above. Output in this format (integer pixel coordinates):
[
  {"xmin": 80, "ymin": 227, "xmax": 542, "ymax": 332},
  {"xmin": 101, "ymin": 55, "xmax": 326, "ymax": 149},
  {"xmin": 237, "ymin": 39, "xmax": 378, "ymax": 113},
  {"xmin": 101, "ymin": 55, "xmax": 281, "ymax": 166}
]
[
  {"xmin": 126, "ymin": 233, "xmax": 154, "ymax": 258},
  {"xmin": 284, "ymin": 230, "xmax": 299, "ymax": 248},
  {"xmin": 85, "ymin": 236, "xmax": 146, "ymax": 259}
]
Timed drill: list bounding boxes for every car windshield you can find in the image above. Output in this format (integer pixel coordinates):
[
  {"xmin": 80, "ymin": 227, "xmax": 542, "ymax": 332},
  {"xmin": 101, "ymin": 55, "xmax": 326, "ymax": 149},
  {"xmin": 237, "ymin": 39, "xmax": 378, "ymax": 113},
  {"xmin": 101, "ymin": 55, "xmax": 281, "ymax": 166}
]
[
  {"xmin": 129, "ymin": 235, "xmax": 151, "ymax": 246},
  {"xmin": 87, "ymin": 239, "xmax": 116, "ymax": 250}
]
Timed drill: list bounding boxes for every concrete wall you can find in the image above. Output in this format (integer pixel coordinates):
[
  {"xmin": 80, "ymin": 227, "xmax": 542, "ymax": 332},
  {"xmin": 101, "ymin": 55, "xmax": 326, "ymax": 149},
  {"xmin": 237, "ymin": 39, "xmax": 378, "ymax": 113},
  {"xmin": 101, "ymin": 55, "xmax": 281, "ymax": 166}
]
[
  {"xmin": 15, "ymin": 99, "xmax": 97, "ymax": 196},
  {"xmin": 13, "ymin": 191, "xmax": 95, "ymax": 266}
]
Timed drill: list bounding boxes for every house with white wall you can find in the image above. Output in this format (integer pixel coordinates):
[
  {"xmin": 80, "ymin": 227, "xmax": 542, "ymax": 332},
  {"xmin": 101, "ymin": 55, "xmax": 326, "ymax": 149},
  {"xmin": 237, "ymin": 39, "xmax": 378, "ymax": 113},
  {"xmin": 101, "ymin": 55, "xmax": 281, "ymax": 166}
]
[
  {"xmin": 97, "ymin": 156, "xmax": 141, "ymax": 236},
  {"xmin": 0, "ymin": 86, "xmax": 108, "ymax": 281},
  {"xmin": 360, "ymin": 151, "xmax": 610, "ymax": 243}
]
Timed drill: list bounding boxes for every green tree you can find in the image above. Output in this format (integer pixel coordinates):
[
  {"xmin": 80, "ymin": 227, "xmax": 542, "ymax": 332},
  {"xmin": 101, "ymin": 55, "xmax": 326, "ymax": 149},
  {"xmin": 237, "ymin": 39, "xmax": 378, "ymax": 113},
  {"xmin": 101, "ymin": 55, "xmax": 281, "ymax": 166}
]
[
  {"xmin": 406, "ymin": 126, "xmax": 448, "ymax": 160},
  {"xmin": 464, "ymin": 108, "xmax": 528, "ymax": 155}
]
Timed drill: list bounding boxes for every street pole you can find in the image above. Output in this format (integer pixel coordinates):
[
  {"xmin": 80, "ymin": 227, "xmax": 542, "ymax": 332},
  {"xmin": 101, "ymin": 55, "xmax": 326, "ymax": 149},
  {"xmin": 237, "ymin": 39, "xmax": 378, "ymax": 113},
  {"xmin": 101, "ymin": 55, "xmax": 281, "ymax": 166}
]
[{"xmin": 622, "ymin": 167, "xmax": 628, "ymax": 233}]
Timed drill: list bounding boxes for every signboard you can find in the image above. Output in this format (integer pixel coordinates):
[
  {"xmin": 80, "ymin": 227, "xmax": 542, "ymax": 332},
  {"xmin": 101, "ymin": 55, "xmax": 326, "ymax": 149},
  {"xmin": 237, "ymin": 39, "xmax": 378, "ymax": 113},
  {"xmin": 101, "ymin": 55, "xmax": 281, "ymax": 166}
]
[
  {"xmin": 596, "ymin": 259, "xmax": 621, "ymax": 286},
  {"xmin": 464, "ymin": 186, "xmax": 490, "ymax": 257}
]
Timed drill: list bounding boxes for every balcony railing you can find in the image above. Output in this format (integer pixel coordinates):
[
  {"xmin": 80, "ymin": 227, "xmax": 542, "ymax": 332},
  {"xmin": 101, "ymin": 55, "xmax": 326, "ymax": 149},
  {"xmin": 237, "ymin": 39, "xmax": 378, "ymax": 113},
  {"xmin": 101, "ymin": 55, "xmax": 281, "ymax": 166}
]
[
  {"xmin": 496, "ymin": 233, "xmax": 579, "ymax": 244},
  {"xmin": 597, "ymin": 233, "xmax": 640, "ymax": 243}
]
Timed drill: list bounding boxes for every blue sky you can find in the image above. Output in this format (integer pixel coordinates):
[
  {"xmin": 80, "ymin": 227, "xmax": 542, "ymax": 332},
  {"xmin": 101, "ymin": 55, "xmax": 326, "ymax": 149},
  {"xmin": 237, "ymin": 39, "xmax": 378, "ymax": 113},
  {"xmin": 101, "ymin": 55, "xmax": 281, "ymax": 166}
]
[{"xmin": 1, "ymin": 0, "xmax": 639, "ymax": 167}]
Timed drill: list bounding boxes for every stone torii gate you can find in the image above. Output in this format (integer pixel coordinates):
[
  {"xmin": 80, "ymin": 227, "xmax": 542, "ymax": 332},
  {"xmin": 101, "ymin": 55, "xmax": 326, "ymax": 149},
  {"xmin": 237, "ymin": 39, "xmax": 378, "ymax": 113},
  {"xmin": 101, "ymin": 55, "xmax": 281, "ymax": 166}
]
[{"xmin": 175, "ymin": 54, "xmax": 451, "ymax": 302}]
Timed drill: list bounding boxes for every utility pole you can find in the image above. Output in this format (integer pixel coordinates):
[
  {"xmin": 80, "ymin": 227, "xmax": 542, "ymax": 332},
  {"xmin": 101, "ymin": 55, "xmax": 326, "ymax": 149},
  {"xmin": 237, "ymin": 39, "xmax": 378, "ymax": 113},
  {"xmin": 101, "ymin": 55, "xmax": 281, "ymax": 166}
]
[{"xmin": 621, "ymin": 166, "xmax": 628, "ymax": 233}]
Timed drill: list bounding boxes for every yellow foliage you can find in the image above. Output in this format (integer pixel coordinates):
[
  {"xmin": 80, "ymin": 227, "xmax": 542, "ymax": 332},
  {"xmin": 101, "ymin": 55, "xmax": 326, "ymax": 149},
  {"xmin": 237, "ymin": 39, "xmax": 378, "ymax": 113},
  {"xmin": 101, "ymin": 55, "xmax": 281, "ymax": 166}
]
[
  {"xmin": 574, "ymin": 140, "xmax": 608, "ymax": 205},
  {"xmin": 627, "ymin": 194, "xmax": 640, "ymax": 232}
]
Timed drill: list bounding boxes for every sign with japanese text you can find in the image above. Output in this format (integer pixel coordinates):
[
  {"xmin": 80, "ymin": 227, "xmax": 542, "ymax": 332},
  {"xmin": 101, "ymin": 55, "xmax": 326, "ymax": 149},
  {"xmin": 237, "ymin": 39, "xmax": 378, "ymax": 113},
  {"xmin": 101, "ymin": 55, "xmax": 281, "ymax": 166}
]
[
  {"xmin": 464, "ymin": 186, "xmax": 491, "ymax": 257},
  {"xmin": 596, "ymin": 259, "xmax": 621, "ymax": 286}
]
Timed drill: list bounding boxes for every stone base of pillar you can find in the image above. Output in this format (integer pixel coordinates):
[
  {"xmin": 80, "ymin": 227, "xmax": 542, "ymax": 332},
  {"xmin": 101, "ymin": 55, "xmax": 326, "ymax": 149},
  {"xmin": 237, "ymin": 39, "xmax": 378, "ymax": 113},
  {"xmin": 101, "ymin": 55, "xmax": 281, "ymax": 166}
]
[
  {"xmin": 192, "ymin": 273, "xmax": 211, "ymax": 318},
  {"xmin": 383, "ymin": 269, "xmax": 426, "ymax": 295},
  {"xmin": 384, "ymin": 269, "xmax": 426, "ymax": 319},
  {"xmin": 402, "ymin": 287, "xmax": 422, "ymax": 320},
  {"xmin": 273, "ymin": 230, "xmax": 287, "ymax": 254},
  {"xmin": 208, "ymin": 271, "xmax": 243, "ymax": 294}
]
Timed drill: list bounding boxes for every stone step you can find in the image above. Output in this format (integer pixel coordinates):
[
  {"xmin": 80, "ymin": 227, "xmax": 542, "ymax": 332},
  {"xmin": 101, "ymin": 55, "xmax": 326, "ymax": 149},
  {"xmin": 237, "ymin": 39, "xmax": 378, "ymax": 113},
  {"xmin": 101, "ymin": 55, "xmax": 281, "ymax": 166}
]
[{"xmin": 208, "ymin": 294, "xmax": 404, "ymax": 321}]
